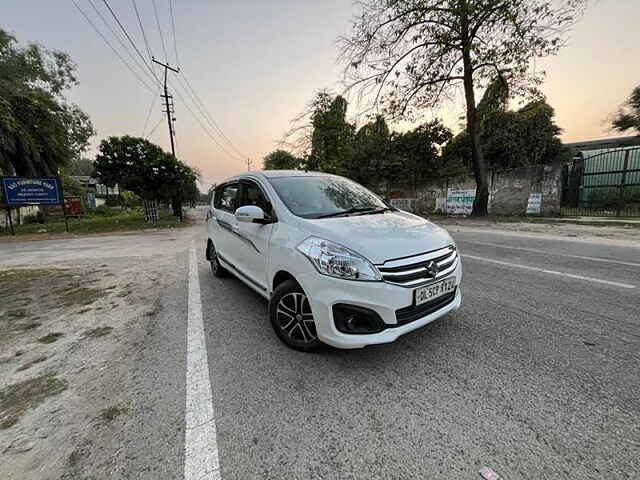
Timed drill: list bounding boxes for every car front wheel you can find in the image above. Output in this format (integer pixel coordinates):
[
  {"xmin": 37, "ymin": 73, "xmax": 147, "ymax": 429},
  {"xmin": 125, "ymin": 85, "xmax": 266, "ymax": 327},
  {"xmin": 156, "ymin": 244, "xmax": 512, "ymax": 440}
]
[{"xmin": 269, "ymin": 279, "xmax": 320, "ymax": 352}]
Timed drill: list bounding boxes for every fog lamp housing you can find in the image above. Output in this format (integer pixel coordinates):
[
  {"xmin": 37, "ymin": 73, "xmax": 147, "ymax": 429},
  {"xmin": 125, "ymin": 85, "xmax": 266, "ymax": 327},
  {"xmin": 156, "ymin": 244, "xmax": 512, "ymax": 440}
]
[{"xmin": 332, "ymin": 304, "xmax": 385, "ymax": 334}]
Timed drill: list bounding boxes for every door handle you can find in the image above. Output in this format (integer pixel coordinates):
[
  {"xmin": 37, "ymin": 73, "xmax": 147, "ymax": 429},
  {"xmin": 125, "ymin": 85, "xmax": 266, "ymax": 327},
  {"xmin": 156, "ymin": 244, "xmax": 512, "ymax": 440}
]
[{"xmin": 232, "ymin": 224, "xmax": 240, "ymax": 233}]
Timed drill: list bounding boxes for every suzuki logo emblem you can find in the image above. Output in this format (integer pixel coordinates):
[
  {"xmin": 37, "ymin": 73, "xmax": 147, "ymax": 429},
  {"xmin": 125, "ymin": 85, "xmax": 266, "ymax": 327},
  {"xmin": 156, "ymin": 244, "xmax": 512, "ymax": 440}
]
[{"xmin": 425, "ymin": 261, "xmax": 439, "ymax": 277}]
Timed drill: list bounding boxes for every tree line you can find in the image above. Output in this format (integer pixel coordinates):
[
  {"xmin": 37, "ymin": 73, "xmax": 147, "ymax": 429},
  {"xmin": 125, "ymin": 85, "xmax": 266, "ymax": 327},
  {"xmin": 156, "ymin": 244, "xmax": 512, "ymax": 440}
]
[{"xmin": 265, "ymin": 80, "xmax": 569, "ymax": 190}]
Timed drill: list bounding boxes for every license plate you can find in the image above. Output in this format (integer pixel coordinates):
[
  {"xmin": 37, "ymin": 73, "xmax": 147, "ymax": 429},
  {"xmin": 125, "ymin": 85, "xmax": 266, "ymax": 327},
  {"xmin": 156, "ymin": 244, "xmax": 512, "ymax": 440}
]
[{"xmin": 414, "ymin": 277, "xmax": 457, "ymax": 306}]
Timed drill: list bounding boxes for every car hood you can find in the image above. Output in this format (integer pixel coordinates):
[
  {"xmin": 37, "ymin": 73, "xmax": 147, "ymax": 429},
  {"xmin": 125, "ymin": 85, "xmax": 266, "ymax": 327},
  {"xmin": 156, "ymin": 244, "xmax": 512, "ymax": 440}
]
[{"xmin": 298, "ymin": 211, "xmax": 453, "ymax": 264}]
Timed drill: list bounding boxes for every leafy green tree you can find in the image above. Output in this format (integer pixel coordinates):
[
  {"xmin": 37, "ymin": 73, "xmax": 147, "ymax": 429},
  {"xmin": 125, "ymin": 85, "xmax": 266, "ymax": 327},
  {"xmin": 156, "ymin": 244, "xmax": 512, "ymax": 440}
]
[
  {"xmin": 67, "ymin": 158, "xmax": 95, "ymax": 176},
  {"xmin": 444, "ymin": 78, "xmax": 567, "ymax": 170},
  {"xmin": 93, "ymin": 136, "xmax": 199, "ymax": 217},
  {"xmin": 388, "ymin": 121, "xmax": 454, "ymax": 188},
  {"xmin": 263, "ymin": 150, "xmax": 301, "ymax": 170},
  {"xmin": 612, "ymin": 85, "xmax": 640, "ymax": 135},
  {"xmin": 340, "ymin": 0, "xmax": 586, "ymax": 215},
  {"xmin": 0, "ymin": 29, "xmax": 94, "ymax": 176},
  {"xmin": 349, "ymin": 116, "xmax": 391, "ymax": 185},
  {"xmin": 308, "ymin": 95, "xmax": 355, "ymax": 173}
]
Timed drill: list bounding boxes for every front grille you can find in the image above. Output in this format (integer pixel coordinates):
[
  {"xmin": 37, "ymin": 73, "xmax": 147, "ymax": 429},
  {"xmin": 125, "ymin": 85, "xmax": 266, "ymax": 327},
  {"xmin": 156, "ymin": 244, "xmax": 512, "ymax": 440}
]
[
  {"xmin": 377, "ymin": 246, "xmax": 458, "ymax": 287},
  {"xmin": 394, "ymin": 290, "xmax": 456, "ymax": 326}
]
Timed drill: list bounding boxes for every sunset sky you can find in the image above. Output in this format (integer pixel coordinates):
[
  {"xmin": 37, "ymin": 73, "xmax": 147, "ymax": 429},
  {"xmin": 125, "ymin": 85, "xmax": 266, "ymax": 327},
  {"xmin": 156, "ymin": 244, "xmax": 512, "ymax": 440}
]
[{"xmin": 3, "ymin": 0, "xmax": 639, "ymax": 189}]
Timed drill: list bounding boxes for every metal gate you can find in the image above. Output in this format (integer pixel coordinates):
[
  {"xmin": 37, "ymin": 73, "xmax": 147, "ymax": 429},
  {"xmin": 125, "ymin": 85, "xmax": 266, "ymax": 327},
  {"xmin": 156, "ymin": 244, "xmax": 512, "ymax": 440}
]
[{"xmin": 561, "ymin": 146, "xmax": 640, "ymax": 217}]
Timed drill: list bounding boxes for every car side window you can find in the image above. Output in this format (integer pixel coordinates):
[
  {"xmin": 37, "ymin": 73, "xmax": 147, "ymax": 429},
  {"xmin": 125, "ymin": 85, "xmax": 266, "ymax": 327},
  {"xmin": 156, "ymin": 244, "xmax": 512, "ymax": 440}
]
[
  {"xmin": 240, "ymin": 181, "xmax": 273, "ymax": 218},
  {"xmin": 215, "ymin": 183, "xmax": 239, "ymax": 212}
]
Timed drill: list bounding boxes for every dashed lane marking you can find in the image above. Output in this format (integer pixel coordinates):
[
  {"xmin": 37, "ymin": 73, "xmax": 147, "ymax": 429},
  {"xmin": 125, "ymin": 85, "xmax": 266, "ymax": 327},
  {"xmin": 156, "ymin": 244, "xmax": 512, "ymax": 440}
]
[{"xmin": 462, "ymin": 254, "xmax": 636, "ymax": 289}]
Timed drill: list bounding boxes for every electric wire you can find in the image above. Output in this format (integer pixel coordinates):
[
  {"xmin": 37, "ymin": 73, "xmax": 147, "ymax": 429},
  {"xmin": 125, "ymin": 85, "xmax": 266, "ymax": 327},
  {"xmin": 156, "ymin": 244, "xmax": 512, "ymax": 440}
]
[
  {"xmin": 145, "ymin": 116, "xmax": 164, "ymax": 139},
  {"xmin": 101, "ymin": 0, "xmax": 161, "ymax": 87},
  {"xmin": 180, "ymin": 74, "xmax": 247, "ymax": 159},
  {"xmin": 151, "ymin": 0, "xmax": 169, "ymax": 63},
  {"xmin": 71, "ymin": 0, "xmax": 155, "ymax": 93},
  {"xmin": 86, "ymin": 0, "xmax": 158, "ymax": 89},
  {"xmin": 141, "ymin": 93, "xmax": 158, "ymax": 137},
  {"xmin": 168, "ymin": 0, "xmax": 180, "ymax": 66},
  {"xmin": 169, "ymin": 80, "xmax": 244, "ymax": 162}
]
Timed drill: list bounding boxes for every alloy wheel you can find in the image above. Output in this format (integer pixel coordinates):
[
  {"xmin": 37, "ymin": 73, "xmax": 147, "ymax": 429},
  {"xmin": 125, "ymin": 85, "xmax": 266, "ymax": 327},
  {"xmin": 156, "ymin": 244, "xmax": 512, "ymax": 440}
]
[{"xmin": 276, "ymin": 292, "xmax": 317, "ymax": 344}]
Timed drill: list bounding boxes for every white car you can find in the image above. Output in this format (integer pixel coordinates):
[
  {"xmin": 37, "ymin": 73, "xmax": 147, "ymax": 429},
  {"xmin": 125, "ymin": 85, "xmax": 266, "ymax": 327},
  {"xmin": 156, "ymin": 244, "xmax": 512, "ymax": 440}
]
[{"xmin": 206, "ymin": 171, "xmax": 462, "ymax": 351}]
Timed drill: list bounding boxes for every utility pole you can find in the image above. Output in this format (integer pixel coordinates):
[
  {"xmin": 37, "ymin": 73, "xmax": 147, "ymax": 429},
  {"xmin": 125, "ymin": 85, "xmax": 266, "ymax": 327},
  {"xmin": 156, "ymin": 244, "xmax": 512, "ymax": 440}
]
[
  {"xmin": 246, "ymin": 158, "xmax": 252, "ymax": 171},
  {"xmin": 152, "ymin": 57, "xmax": 180, "ymax": 157}
]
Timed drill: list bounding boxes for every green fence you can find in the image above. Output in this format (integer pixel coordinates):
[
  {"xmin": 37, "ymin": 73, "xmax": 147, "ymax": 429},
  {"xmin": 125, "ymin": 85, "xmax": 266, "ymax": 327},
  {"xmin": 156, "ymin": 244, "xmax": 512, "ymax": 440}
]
[{"xmin": 561, "ymin": 147, "xmax": 640, "ymax": 217}]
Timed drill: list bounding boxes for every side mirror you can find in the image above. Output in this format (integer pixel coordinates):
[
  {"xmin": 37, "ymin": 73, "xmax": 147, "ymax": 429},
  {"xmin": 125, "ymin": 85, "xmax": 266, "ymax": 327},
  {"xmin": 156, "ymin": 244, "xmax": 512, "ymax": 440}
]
[{"xmin": 235, "ymin": 205, "xmax": 265, "ymax": 223}]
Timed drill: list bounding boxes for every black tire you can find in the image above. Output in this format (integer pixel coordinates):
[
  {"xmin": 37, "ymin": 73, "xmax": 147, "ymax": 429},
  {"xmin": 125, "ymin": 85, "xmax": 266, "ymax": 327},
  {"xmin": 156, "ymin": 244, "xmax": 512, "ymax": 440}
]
[
  {"xmin": 269, "ymin": 279, "xmax": 321, "ymax": 352},
  {"xmin": 207, "ymin": 241, "xmax": 228, "ymax": 278}
]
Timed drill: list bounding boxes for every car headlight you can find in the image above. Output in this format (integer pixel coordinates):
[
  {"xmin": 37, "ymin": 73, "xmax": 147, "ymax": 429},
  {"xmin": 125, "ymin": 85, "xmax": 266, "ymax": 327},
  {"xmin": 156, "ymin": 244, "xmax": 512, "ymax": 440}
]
[{"xmin": 297, "ymin": 237, "xmax": 381, "ymax": 281}]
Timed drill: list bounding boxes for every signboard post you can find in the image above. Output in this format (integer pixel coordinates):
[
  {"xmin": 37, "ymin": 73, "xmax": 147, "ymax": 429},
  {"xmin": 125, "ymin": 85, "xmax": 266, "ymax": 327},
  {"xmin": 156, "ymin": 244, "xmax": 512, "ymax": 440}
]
[{"xmin": 1, "ymin": 177, "xmax": 66, "ymax": 235}]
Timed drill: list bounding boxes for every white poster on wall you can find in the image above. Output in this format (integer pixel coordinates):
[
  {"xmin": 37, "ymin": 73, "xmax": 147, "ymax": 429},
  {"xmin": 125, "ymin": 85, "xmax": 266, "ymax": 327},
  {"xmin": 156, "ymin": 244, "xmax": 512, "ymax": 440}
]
[
  {"xmin": 526, "ymin": 193, "xmax": 543, "ymax": 215},
  {"xmin": 446, "ymin": 188, "xmax": 476, "ymax": 215}
]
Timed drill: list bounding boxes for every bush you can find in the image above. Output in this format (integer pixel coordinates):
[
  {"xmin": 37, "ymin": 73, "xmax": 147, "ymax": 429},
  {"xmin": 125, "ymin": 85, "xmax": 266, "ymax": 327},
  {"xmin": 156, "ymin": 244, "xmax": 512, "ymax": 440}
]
[
  {"xmin": 23, "ymin": 211, "xmax": 45, "ymax": 224},
  {"xmin": 589, "ymin": 187, "xmax": 640, "ymax": 210},
  {"xmin": 91, "ymin": 205, "xmax": 118, "ymax": 216}
]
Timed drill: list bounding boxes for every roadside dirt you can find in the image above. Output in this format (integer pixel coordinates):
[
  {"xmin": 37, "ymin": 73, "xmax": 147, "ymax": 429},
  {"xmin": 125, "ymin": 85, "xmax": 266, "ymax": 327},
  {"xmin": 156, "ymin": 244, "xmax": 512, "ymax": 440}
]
[
  {"xmin": 0, "ymin": 262, "xmax": 170, "ymax": 479},
  {"xmin": 433, "ymin": 217, "xmax": 640, "ymax": 245}
]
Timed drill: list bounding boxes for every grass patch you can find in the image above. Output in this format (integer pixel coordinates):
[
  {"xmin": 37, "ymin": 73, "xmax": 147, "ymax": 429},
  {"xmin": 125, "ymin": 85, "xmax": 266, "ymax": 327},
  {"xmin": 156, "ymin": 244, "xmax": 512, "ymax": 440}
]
[
  {"xmin": 16, "ymin": 356, "xmax": 47, "ymax": 372},
  {"xmin": 37, "ymin": 332, "xmax": 64, "ymax": 344},
  {"xmin": 0, "ymin": 374, "xmax": 68, "ymax": 429},
  {"xmin": 57, "ymin": 286, "xmax": 108, "ymax": 307},
  {"xmin": 84, "ymin": 326, "xmax": 113, "ymax": 339},
  {"xmin": 95, "ymin": 406, "xmax": 127, "ymax": 424},
  {"xmin": 1, "ymin": 208, "xmax": 191, "ymax": 237}
]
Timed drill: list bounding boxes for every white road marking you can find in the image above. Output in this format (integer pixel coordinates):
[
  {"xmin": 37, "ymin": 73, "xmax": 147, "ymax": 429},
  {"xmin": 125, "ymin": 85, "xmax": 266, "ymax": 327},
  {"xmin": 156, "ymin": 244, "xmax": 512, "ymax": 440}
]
[
  {"xmin": 460, "ymin": 240, "xmax": 640, "ymax": 268},
  {"xmin": 185, "ymin": 244, "xmax": 221, "ymax": 480},
  {"xmin": 462, "ymin": 254, "xmax": 637, "ymax": 289}
]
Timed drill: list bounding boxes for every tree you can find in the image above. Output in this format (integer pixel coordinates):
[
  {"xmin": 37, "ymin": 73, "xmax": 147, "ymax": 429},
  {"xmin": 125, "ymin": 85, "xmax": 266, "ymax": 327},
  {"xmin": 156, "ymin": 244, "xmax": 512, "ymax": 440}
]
[
  {"xmin": 443, "ymin": 77, "xmax": 566, "ymax": 170},
  {"xmin": 349, "ymin": 116, "xmax": 391, "ymax": 184},
  {"xmin": 612, "ymin": 85, "xmax": 640, "ymax": 135},
  {"xmin": 93, "ymin": 136, "xmax": 199, "ymax": 218},
  {"xmin": 340, "ymin": 0, "xmax": 586, "ymax": 215},
  {"xmin": 308, "ymin": 95, "xmax": 354, "ymax": 173},
  {"xmin": 263, "ymin": 150, "xmax": 301, "ymax": 170},
  {"xmin": 0, "ymin": 29, "xmax": 94, "ymax": 176},
  {"xmin": 67, "ymin": 158, "xmax": 95, "ymax": 176},
  {"xmin": 389, "ymin": 121, "xmax": 454, "ymax": 188}
]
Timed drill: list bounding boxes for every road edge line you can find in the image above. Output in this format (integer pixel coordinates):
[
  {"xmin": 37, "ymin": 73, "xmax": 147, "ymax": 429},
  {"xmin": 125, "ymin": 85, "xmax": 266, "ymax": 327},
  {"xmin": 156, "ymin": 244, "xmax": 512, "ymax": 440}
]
[{"xmin": 184, "ymin": 243, "xmax": 222, "ymax": 480}]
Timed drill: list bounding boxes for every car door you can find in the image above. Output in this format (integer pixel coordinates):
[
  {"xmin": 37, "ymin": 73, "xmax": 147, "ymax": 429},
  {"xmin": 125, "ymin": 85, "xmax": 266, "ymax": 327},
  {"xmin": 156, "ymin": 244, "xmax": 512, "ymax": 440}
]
[
  {"xmin": 211, "ymin": 182, "xmax": 241, "ymax": 267},
  {"xmin": 234, "ymin": 179, "xmax": 276, "ymax": 292}
]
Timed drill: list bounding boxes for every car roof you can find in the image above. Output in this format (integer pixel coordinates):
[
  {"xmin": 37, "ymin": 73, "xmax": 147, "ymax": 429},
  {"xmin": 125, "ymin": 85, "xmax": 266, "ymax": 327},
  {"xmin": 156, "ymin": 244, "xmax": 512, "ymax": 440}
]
[{"xmin": 221, "ymin": 170, "xmax": 334, "ymax": 183}]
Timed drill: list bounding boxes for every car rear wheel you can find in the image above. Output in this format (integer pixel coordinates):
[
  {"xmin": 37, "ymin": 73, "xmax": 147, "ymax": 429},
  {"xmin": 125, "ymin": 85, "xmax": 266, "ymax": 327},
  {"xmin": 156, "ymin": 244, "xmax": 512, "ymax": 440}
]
[
  {"xmin": 269, "ymin": 280, "xmax": 320, "ymax": 352},
  {"xmin": 207, "ymin": 241, "xmax": 228, "ymax": 278}
]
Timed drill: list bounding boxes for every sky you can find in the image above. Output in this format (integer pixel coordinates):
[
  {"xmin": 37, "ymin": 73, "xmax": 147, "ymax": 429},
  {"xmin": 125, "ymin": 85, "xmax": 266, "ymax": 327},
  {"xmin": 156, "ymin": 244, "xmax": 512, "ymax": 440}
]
[{"xmin": 2, "ymin": 0, "xmax": 639, "ymax": 189}]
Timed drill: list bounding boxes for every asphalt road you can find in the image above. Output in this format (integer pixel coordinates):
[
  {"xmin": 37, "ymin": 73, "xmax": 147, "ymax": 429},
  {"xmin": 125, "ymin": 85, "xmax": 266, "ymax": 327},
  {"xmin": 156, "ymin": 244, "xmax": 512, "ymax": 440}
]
[{"xmin": 1, "ymin": 215, "xmax": 639, "ymax": 479}]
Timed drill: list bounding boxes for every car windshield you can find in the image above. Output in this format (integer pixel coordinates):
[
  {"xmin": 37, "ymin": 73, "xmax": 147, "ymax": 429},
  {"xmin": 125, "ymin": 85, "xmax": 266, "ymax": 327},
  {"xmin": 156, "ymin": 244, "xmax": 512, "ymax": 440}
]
[{"xmin": 269, "ymin": 176, "xmax": 388, "ymax": 219}]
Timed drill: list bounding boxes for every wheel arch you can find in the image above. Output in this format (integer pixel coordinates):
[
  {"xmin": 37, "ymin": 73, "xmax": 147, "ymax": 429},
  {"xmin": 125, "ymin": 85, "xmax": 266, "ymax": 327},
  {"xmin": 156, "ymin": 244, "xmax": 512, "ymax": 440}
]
[{"xmin": 272, "ymin": 270, "xmax": 298, "ymax": 292}]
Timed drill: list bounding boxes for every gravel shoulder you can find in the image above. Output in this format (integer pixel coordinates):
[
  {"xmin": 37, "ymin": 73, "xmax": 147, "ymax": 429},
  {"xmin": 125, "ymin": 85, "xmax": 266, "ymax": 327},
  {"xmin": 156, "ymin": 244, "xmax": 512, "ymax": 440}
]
[{"xmin": 0, "ymin": 246, "xmax": 191, "ymax": 479}]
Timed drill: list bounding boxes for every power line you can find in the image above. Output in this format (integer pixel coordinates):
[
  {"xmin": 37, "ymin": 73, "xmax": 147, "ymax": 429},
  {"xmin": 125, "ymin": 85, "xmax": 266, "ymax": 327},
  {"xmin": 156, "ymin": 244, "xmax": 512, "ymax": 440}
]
[
  {"xmin": 71, "ymin": 0, "xmax": 154, "ymax": 93},
  {"xmin": 169, "ymin": 79, "xmax": 244, "ymax": 163},
  {"xmin": 151, "ymin": 0, "xmax": 169, "ymax": 63},
  {"xmin": 86, "ymin": 0, "xmax": 158, "ymax": 89},
  {"xmin": 130, "ymin": 0, "xmax": 154, "ymax": 65},
  {"xmin": 141, "ymin": 93, "xmax": 158, "ymax": 137},
  {"xmin": 145, "ymin": 116, "xmax": 164, "ymax": 139},
  {"xmin": 168, "ymin": 0, "xmax": 180, "ymax": 66},
  {"xmin": 180, "ymin": 73, "xmax": 247, "ymax": 159},
  {"xmin": 101, "ymin": 0, "xmax": 161, "ymax": 86}
]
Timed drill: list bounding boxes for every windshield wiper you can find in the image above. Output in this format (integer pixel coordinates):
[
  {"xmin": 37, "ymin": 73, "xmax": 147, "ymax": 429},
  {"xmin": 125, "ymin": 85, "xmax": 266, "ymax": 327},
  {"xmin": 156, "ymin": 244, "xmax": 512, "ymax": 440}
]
[
  {"xmin": 356, "ymin": 207, "xmax": 391, "ymax": 216},
  {"xmin": 316, "ymin": 206, "xmax": 385, "ymax": 219}
]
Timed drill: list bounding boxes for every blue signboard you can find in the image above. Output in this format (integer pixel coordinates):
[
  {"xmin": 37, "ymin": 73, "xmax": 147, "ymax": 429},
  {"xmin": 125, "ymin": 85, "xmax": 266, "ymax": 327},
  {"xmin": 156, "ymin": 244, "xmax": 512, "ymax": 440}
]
[{"xmin": 1, "ymin": 177, "xmax": 62, "ymax": 206}]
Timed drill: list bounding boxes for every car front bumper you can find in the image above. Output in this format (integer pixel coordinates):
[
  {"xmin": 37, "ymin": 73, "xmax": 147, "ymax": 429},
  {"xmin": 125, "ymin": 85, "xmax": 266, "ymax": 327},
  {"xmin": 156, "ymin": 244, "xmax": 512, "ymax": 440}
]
[{"xmin": 295, "ymin": 260, "xmax": 463, "ymax": 349}]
